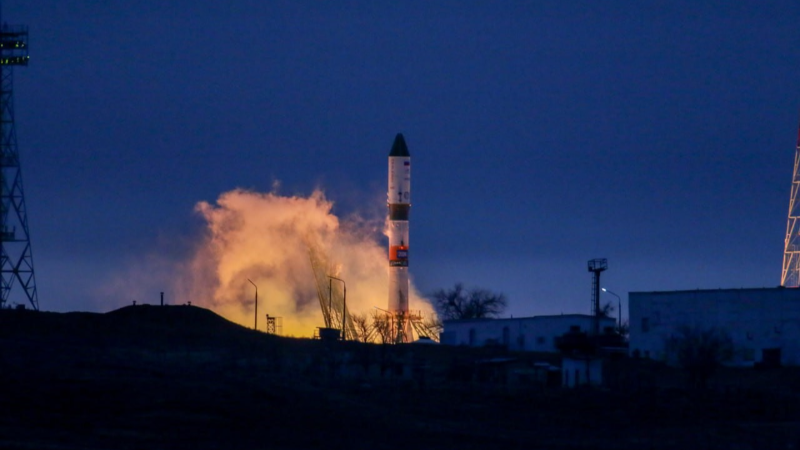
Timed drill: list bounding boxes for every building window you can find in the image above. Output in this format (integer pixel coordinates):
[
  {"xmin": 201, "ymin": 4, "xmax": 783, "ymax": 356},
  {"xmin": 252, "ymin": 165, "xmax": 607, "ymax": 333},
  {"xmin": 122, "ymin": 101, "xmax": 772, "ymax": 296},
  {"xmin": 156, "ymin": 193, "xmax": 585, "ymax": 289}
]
[
  {"xmin": 536, "ymin": 336, "xmax": 546, "ymax": 345},
  {"xmin": 641, "ymin": 317, "xmax": 650, "ymax": 333},
  {"xmin": 468, "ymin": 328, "xmax": 476, "ymax": 346},
  {"xmin": 502, "ymin": 327, "xmax": 510, "ymax": 348}
]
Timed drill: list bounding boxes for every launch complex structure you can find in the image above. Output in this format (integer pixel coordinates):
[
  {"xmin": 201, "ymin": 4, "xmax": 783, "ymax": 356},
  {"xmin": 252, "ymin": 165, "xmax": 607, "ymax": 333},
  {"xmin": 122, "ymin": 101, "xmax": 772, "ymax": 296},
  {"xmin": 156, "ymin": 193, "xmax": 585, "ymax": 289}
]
[
  {"xmin": 385, "ymin": 133, "xmax": 425, "ymax": 343},
  {"xmin": 783, "ymin": 125, "xmax": 800, "ymax": 287},
  {"xmin": 310, "ymin": 134, "xmax": 431, "ymax": 343},
  {"xmin": 0, "ymin": 16, "xmax": 38, "ymax": 311}
]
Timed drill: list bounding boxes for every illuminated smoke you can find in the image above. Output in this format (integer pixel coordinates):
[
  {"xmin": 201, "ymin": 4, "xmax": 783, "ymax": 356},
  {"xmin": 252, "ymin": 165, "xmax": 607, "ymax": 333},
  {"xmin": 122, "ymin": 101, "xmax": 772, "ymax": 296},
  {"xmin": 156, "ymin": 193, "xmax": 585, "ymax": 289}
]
[{"xmin": 172, "ymin": 188, "xmax": 433, "ymax": 337}]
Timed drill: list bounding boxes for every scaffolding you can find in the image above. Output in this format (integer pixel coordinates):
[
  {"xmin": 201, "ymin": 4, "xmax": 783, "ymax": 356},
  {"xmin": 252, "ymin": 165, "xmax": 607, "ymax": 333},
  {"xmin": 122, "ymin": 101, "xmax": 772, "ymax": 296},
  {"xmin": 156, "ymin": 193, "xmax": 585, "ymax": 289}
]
[
  {"xmin": 373, "ymin": 308, "xmax": 439, "ymax": 344},
  {"xmin": 782, "ymin": 124, "xmax": 800, "ymax": 287},
  {"xmin": 265, "ymin": 314, "xmax": 282, "ymax": 335},
  {"xmin": 308, "ymin": 245, "xmax": 356, "ymax": 340}
]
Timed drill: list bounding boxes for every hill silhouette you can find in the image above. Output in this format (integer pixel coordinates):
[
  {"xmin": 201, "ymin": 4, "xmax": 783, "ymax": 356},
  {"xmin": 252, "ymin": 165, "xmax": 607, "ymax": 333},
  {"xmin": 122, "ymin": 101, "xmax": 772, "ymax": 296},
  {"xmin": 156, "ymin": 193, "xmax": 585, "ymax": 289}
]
[
  {"xmin": 1, "ymin": 304, "xmax": 281, "ymax": 357},
  {"xmin": 1, "ymin": 306, "xmax": 799, "ymax": 449}
]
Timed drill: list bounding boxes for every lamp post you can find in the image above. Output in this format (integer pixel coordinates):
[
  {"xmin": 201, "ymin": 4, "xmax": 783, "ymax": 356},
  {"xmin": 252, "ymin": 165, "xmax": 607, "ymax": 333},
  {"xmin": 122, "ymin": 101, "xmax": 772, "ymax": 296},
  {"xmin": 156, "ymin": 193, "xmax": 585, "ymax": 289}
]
[
  {"xmin": 328, "ymin": 276, "xmax": 346, "ymax": 340},
  {"xmin": 247, "ymin": 279, "xmax": 258, "ymax": 331},
  {"xmin": 601, "ymin": 287, "xmax": 622, "ymax": 330}
]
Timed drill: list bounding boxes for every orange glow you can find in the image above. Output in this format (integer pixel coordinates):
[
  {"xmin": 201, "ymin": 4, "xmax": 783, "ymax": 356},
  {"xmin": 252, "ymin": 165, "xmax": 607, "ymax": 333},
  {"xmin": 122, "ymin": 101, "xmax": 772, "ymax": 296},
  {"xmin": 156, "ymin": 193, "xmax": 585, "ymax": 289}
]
[{"xmin": 165, "ymin": 188, "xmax": 435, "ymax": 337}]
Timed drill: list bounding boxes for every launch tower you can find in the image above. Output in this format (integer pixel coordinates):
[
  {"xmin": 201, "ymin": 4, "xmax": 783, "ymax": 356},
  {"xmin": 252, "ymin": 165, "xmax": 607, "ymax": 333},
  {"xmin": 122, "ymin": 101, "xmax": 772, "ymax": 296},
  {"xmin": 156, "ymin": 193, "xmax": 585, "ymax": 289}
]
[
  {"xmin": 782, "ymin": 125, "xmax": 800, "ymax": 287},
  {"xmin": 0, "ymin": 19, "xmax": 38, "ymax": 310}
]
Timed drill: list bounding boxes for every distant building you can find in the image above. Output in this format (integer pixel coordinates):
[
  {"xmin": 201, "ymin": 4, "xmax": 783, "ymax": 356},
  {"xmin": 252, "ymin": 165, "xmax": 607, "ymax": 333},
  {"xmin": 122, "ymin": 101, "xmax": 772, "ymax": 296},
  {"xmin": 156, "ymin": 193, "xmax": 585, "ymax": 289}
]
[
  {"xmin": 629, "ymin": 287, "xmax": 800, "ymax": 366},
  {"xmin": 441, "ymin": 314, "xmax": 616, "ymax": 352}
]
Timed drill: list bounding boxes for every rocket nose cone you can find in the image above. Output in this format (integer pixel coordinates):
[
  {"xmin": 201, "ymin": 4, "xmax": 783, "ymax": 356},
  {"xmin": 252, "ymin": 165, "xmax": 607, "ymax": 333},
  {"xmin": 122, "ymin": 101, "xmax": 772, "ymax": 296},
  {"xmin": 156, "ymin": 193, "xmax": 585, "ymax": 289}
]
[{"xmin": 389, "ymin": 133, "xmax": 410, "ymax": 157}]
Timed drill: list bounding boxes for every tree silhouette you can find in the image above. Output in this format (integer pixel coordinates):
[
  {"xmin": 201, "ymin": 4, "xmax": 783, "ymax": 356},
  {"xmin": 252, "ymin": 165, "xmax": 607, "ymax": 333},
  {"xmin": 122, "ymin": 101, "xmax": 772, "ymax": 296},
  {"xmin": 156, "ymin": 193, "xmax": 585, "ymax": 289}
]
[
  {"xmin": 350, "ymin": 312, "xmax": 374, "ymax": 343},
  {"xmin": 431, "ymin": 283, "xmax": 507, "ymax": 320},
  {"xmin": 665, "ymin": 325, "xmax": 733, "ymax": 389}
]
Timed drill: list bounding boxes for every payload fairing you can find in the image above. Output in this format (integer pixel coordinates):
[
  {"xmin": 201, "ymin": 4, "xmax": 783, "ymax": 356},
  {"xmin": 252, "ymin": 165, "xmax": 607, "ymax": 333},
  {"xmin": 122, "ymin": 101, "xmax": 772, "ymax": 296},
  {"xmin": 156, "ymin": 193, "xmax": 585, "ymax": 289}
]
[{"xmin": 387, "ymin": 134, "xmax": 411, "ymax": 338}]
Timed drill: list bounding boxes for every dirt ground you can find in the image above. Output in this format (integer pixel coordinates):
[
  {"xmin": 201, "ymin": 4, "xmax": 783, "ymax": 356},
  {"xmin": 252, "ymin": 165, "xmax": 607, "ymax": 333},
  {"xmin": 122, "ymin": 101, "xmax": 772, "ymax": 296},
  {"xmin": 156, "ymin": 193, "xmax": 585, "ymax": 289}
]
[{"xmin": 1, "ymin": 305, "xmax": 799, "ymax": 449}]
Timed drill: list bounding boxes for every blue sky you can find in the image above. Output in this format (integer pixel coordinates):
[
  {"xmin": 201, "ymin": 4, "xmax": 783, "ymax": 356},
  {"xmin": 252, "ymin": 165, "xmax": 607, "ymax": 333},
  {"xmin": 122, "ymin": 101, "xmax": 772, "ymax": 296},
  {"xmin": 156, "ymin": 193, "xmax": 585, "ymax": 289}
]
[{"xmin": 5, "ymin": 1, "xmax": 800, "ymax": 321}]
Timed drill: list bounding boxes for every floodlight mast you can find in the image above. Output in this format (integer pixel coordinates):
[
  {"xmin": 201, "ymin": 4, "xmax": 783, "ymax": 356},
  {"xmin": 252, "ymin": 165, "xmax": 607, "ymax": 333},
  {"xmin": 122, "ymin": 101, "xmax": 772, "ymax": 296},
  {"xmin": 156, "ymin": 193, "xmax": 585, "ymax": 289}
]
[
  {"xmin": 781, "ymin": 124, "xmax": 800, "ymax": 287},
  {"xmin": 587, "ymin": 258, "xmax": 607, "ymax": 336},
  {"xmin": 0, "ymin": 20, "xmax": 38, "ymax": 310}
]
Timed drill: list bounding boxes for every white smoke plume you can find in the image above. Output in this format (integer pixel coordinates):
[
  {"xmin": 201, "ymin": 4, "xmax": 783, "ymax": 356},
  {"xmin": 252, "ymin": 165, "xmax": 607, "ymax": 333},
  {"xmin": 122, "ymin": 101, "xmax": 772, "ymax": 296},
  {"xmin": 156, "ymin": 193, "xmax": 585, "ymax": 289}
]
[{"xmin": 168, "ymin": 188, "xmax": 433, "ymax": 337}]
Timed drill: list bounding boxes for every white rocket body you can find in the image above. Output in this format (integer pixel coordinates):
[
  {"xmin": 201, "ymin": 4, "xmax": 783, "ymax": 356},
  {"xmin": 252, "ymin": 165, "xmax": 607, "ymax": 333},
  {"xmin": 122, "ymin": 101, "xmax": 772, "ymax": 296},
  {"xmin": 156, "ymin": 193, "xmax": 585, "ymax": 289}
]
[{"xmin": 387, "ymin": 134, "xmax": 411, "ymax": 315}]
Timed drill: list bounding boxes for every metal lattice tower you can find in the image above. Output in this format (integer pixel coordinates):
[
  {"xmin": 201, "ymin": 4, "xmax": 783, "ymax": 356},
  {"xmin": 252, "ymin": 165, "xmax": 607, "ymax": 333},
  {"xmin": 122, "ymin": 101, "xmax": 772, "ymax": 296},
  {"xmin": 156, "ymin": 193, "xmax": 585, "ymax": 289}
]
[
  {"xmin": 781, "ymin": 125, "xmax": 800, "ymax": 287},
  {"xmin": 0, "ymin": 19, "xmax": 38, "ymax": 310},
  {"xmin": 588, "ymin": 258, "xmax": 607, "ymax": 336}
]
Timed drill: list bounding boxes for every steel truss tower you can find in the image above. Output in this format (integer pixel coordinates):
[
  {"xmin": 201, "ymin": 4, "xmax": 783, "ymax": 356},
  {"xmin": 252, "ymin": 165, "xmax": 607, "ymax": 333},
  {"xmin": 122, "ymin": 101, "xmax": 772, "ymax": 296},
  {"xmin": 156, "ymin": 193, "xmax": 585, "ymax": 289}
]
[
  {"xmin": 781, "ymin": 125, "xmax": 800, "ymax": 287},
  {"xmin": 588, "ymin": 258, "xmax": 607, "ymax": 336},
  {"xmin": 0, "ymin": 21, "xmax": 38, "ymax": 310}
]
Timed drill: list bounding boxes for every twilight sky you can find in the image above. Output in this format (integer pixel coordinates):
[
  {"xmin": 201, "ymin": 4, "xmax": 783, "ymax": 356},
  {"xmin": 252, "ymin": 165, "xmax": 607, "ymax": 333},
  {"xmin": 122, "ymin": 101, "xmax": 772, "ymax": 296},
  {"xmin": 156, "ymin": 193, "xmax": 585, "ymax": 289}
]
[{"xmin": 5, "ymin": 1, "xmax": 800, "ymax": 323}]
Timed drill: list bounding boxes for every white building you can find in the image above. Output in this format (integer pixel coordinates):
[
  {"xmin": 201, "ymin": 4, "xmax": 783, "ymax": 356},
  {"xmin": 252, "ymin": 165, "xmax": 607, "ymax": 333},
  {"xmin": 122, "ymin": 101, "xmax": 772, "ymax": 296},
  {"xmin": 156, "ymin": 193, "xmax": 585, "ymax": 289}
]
[
  {"xmin": 629, "ymin": 287, "xmax": 800, "ymax": 366},
  {"xmin": 441, "ymin": 314, "xmax": 616, "ymax": 352}
]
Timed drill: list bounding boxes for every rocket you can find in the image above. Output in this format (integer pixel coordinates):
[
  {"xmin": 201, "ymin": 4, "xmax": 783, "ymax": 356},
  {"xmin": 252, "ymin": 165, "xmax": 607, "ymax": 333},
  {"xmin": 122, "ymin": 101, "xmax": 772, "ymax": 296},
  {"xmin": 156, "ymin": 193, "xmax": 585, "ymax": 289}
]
[{"xmin": 388, "ymin": 133, "xmax": 411, "ymax": 335}]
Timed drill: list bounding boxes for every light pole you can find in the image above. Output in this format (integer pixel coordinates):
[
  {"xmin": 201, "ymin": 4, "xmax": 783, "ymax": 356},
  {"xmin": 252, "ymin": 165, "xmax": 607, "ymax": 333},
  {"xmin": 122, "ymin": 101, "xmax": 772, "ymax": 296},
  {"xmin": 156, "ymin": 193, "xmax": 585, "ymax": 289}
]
[
  {"xmin": 602, "ymin": 288, "xmax": 622, "ymax": 330},
  {"xmin": 247, "ymin": 279, "xmax": 258, "ymax": 331},
  {"xmin": 328, "ymin": 276, "xmax": 346, "ymax": 340}
]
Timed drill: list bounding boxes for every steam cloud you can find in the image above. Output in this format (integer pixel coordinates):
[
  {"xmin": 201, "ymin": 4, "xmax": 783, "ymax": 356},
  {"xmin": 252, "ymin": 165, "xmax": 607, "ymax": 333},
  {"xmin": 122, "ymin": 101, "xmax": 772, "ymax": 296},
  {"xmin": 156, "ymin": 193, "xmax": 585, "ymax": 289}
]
[{"xmin": 168, "ymin": 188, "xmax": 433, "ymax": 337}]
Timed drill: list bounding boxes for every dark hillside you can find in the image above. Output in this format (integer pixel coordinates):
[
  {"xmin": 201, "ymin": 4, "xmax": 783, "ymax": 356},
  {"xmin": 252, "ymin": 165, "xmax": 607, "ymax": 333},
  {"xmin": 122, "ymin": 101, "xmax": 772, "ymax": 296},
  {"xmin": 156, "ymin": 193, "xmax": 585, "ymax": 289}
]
[{"xmin": 1, "ymin": 306, "xmax": 799, "ymax": 449}]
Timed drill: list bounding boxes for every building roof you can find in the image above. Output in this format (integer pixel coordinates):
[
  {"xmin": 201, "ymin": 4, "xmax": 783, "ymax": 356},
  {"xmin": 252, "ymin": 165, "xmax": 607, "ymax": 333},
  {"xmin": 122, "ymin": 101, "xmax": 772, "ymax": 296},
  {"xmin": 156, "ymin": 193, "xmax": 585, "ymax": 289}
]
[
  {"xmin": 443, "ymin": 314, "xmax": 613, "ymax": 324},
  {"xmin": 629, "ymin": 286, "xmax": 793, "ymax": 295}
]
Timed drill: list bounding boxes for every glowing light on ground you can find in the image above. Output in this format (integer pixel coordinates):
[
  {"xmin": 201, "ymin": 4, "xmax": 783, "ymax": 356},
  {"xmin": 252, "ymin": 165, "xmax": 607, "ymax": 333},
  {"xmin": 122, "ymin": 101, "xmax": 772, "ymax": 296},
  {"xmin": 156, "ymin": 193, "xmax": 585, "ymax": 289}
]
[{"xmin": 168, "ymin": 188, "xmax": 434, "ymax": 337}]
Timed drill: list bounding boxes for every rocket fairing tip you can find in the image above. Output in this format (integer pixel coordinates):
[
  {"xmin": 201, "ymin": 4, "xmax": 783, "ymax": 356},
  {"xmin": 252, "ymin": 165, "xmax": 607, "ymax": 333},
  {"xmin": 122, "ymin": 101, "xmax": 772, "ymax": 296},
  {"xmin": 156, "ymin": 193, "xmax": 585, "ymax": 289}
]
[{"xmin": 389, "ymin": 133, "xmax": 410, "ymax": 157}]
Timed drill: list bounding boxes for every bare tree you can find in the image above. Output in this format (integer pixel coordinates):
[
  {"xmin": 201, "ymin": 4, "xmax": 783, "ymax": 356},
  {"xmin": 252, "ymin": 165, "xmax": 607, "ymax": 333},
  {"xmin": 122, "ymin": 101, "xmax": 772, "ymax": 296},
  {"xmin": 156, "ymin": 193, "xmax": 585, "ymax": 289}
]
[
  {"xmin": 350, "ymin": 312, "xmax": 375, "ymax": 343},
  {"xmin": 431, "ymin": 283, "xmax": 507, "ymax": 320},
  {"xmin": 665, "ymin": 326, "xmax": 733, "ymax": 389},
  {"xmin": 600, "ymin": 301, "xmax": 615, "ymax": 318},
  {"xmin": 615, "ymin": 319, "xmax": 630, "ymax": 340},
  {"xmin": 371, "ymin": 310, "xmax": 393, "ymax": 344}
]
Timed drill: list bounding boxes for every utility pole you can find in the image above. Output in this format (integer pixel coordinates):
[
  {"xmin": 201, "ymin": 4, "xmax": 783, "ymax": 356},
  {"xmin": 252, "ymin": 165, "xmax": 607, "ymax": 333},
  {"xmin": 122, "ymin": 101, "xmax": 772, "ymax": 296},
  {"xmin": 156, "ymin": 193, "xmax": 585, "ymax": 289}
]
[
  {"xmin": 602, "ymin": 287, "xmax": 622, "ymax": 332},
  {"xmin": 328, "ymin": 276, "xmax": 346, "ymax": 340},
  {"xmin": 248, "ymin": 279, "xmax": 257, "ymax": 331}
]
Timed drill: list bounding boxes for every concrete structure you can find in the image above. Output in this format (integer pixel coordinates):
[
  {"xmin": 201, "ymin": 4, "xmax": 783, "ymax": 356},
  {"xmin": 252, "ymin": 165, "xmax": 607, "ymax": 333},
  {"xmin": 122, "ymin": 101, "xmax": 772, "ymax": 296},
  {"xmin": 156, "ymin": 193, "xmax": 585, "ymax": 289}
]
[
  {"xmin": 629, "ymin": 287, "xmax": 800, "ymax": 366},
  {"xmin": 441, "ymin": 314, "xmax": 616, "ymax": 352}
]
